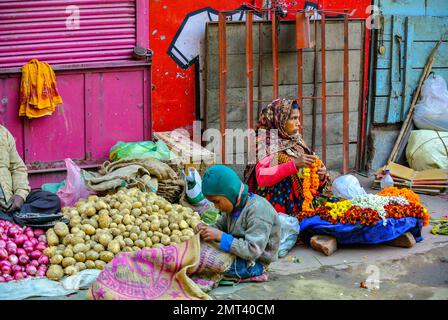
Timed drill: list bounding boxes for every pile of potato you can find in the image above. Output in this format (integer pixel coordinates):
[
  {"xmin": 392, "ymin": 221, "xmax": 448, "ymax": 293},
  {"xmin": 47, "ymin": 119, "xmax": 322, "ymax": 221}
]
[{"xmin": 45, "ymin": 187, "xmax": 201, "ymax": 280}]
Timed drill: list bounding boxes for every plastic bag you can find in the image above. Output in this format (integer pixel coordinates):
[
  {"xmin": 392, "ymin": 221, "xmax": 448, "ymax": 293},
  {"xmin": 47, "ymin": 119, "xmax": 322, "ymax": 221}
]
[
  {"xmin": 41, "ymin": 180, "xmax": 66, "ymax": 194},
  {"xmin": 109, "ymin": 140, "xmax": 173, "ymax": 162},
  {"xmin": 413, "ymin": 75, "xmax": 448, "ymax": 131},
  {"xmin": 406, "ymin": 130, "xmax": 448, "ymax": 170},
  {"xmin": 56, "ymin": 158, "xmax": 95, "ymax": 207},
  {"xmin": 183, "ymin": 167, "xmax": 208, "ymax": 206},
  {"xmin": 278, "ymin": 213, "xmax": 300, "ymax": 258},
  {"xmin": 332, "ymin": 174, "xmax": 367, "ymax": 200}
]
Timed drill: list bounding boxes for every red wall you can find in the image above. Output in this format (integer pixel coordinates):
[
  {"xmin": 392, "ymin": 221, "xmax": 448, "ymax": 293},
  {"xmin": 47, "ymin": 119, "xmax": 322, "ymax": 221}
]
[{"xmin": 149, "ymin": 0, "xmax": 372, "ymax": 132}]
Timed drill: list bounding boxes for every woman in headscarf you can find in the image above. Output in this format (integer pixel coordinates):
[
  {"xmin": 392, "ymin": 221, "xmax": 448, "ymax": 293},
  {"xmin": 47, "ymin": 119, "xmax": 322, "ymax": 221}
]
[
  {"xmin": 195, "ymin": 164, "xmax": 281, "ymax": 280},
  {"xmin": 244, "ymin": 98, "xmax": 331, "ymax": 217}
]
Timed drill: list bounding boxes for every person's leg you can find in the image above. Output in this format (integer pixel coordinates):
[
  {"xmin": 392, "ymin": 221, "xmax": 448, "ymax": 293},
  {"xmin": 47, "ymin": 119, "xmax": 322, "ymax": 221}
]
[
  {"xmin": 20, "ymin": 190, "xmax": 61, "ymax": 214},
  {"xmin": 223, "ymin": 258, "xmax": 265, "ymax": 279}
]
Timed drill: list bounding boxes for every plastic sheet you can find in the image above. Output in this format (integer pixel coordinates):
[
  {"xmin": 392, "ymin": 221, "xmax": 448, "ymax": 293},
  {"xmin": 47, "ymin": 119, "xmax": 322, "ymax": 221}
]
[
  {"xmin": 278, "ymin": 213, "xmax": 300, "ymax": 258},
  {"xmin": 332, "ymin": 175, "xmax": 367, "ymax": 200}
]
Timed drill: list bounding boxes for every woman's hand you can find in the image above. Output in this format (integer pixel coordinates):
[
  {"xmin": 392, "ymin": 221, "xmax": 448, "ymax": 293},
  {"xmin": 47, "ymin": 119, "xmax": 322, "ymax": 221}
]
[
  {"xmin": 198, "ymin": 225, "xmax": 223, "ymax": 242},
  {"xmin": 294, "ymin": 154, "xmax": 317, "ymax": 168},
  {"xmin": 317, "ymin": 164, "xmax": 327, "ymax": 181}
]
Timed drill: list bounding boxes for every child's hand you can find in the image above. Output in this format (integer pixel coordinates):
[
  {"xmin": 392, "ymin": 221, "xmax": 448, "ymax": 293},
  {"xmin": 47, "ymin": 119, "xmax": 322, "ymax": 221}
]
[
  {"xmin": 194, "ymin": 223, "xmax": 206, "ymax": 234},
  {"xmin": 199, "ymin": 226, "xmax": 223, "ymax": 242}
]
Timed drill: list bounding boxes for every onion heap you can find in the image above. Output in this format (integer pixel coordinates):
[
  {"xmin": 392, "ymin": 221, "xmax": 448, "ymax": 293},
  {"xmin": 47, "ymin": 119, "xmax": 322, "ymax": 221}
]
[{"xmin": 0, "ymin": 220, "xmax": 48, "ymax": 282}]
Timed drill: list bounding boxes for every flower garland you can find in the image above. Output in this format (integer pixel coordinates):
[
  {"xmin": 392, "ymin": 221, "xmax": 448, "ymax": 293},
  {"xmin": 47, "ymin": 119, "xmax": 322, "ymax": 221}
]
[
  {"xmin": 301, "ymin": 159, "xmax": 322, "ymax": 211},
  {"xmin": 325, "ymin": 200, "xmax": 352, "ymax": 220},
  {"xmin": 377, "ymin": 187, "xmax": 421, "ymax": 204}
]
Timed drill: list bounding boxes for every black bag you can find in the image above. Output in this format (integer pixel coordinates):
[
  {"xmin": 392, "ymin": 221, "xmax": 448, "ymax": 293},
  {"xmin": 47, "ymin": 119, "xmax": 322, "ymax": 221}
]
[{"xmin": 12, "ymin": 212, "xmax": 69, "ymax": 229}]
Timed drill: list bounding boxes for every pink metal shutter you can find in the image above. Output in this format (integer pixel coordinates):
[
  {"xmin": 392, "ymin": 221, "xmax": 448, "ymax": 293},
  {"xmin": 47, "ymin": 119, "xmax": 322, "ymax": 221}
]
[{"xmin": 0, "ymin": 0, "xmax": 137, "ymax": 68}]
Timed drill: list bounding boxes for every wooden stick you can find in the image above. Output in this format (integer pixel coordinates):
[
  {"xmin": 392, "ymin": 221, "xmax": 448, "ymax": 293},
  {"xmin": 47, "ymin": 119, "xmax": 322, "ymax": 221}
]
[{"xmin": 387, "ymin": 37, "xmax": 443, "ymax": 164}]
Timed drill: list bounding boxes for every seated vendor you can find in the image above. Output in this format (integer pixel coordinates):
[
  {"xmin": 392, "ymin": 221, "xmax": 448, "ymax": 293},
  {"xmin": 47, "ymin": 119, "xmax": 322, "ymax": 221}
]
[
  {"xmin": 244, "ymin": 98, "xmax": 330, "ymax": 216},
  {"xmin": 0, "ymin": 125, "xmax": 61, "ymax": 223},
  {"xmin": 195, "ymin": 164, "xmax": 281, "ymax": 280}
]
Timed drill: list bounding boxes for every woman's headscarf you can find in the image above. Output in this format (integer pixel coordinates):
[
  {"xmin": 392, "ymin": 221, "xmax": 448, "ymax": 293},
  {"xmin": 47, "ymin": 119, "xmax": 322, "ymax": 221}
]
[
  {"xmin": 202, "ymin": 165, "xmax": 249, "ymax": 213},
  {"xmin": 243, "ymin": 98, "xmax": 313, "ymax": 186}
]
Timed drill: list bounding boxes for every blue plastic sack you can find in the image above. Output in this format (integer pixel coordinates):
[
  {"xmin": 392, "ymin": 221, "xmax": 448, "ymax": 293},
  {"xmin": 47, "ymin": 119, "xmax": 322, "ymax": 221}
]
[{"xmin": 299, "ymin": 216, "xmax": 423, "ymax": 245}]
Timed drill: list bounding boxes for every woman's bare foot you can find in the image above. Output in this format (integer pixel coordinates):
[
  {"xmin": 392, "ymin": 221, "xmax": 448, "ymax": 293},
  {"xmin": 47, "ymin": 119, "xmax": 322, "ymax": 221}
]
[{"xmin": 386, "ymin": 232, "xmax": 416, "ymax": 248}]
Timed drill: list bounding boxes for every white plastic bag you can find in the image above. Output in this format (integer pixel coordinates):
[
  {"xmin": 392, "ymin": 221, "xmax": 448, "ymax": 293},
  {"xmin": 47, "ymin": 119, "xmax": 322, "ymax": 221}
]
[
  {"xmin": 413, "ymin": 75, "xmax": 448, "ymax": 131},
  {"xmin": 183, "ymin": 167, "xmax": 209, "ymax": 207},
  {"xmin": 278, "ymin": 213, "xmax": 300, "ymax": 258},
  {"xmin": 406, "ymin": 130, "xmax": 448, "ymax": 170},
  {"xmin": 332, "ymin": 174, "xmax": 367, "ymax": 200}
]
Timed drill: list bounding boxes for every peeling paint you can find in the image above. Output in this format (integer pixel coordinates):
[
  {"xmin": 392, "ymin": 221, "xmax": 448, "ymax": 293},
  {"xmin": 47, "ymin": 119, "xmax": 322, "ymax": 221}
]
[
  {"xmin": 160, "ymin": 35, "xmax": 166, "ymax": 40},
  {"xmin": 176, "ymin": 72, "xmax": 185, "ymax": 79},
  {"xmin": 152, "ymin": 29, "xmax": 158, "ymax": 35}
]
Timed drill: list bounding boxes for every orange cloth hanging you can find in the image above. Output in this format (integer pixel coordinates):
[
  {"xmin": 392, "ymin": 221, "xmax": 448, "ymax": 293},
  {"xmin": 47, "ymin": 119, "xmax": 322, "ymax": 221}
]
[{"xmin": 19, "ymin": 59, "xmax": 63, "ymax": 118}]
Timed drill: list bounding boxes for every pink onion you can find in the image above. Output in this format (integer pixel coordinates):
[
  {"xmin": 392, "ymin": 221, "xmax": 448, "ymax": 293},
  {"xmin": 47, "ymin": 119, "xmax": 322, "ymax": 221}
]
[
  {"xmin": 12, "ymin": 265, "xmax": 22, "ymax": 273},
  {"xmin": 16, "ymin": 248, "xmax": 26, "ymax": 256},
  {"xmin": 0, "ymin": 227, "xmax": 4, "ymax": 235},
  {"xmin": 25, "ymin": 230, "xmax": 34, "ymax": 239},
  {"xmin": 18, "ymin": 254, "xmax": 29, "ymax": 265},
  {"xmin": 35, "ymin": 242, "xmax": 46, "ymax": 252},
  {"xmin": 38, "ymin": 235, "xmax": 46, "ymax": 243},
  {"xmin": 14, "ymin": 234, "xmax": 26, "ymax": 246},
  {"xmin": 24, "ymin": 246, "xmax": 33, "ymax": 254},
  {"xmin": 30, "ymin": 250, "xmax": 41, "ymax": 260},
  {"xmin": 13, "ymin": 271, "xmax": 25, "ymax": 281},
  {"xmin": 7, "ymin": 226, "xmax": 20, "ymax": 237},
  {"xmin": 0, "ymin": 248, "xmax": 8, "ymax": 260},
  {"xmin": 4, "ymin": 274, "xmax": 13, "ymax": 281},
  {"xmin": 38, "ymin": 264, "xmax": 48, "ymax": 273},
  {"xmin": 33, "ymin": 229, "xmax": 44, "ymax": 237},
  {"xmin": 0, "ymin": 260, "xmax": 11, "ymax": 268},
  {"xmin": 25, "ymin": 265, "xmax": 37, "ymax": 276},
  {"xmin": 30, "ymin": 260, "xmax": 39, "ymax": 267},
  {"xmin": 30, "ymin": 238, "xmax": 38, "ymax": 246},
  {"xmin": 37, "ymin": 255, "xmax": 48, "ymax": 265},
  {"xmin": 1, "ymin": 265, "xmax": 11, "ymax": 275},
  {"xmin": 0, "ymin": 240, "xmax": 5, "ymax": 248},
  {"xmin": 0, "ymin": 276, "xmax": 5, "ymax": 283},
  {"xmin": 36, "ymin": 270, "xmax": 46, "ymax": 278},
  {"xmin": 8, "ymin": 255, "xmax": 18, "ymax": 265},
  {"xmin": 22, "ymin": 240, "xmax": 33, "ymax": 248}
]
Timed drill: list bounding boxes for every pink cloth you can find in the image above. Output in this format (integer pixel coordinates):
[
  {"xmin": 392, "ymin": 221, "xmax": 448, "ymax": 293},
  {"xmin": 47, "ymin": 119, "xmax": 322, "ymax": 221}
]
[{"xmin": 255, "ymin": 154, "xmax": 298, "ymax": 187}]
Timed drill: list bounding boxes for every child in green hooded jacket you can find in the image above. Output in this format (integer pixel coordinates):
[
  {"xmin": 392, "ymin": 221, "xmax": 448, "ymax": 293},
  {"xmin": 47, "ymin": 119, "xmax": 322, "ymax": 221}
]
[{"xmin": 195, "ymin": 165, "xmax": 281, "ymax": 279}]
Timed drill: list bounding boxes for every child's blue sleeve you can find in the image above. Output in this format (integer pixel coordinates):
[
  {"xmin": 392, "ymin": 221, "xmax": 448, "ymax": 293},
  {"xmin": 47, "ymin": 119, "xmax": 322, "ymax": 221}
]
[{"xmin": 219, "ymin": 233, "xmax": 234, "ymax": 252}]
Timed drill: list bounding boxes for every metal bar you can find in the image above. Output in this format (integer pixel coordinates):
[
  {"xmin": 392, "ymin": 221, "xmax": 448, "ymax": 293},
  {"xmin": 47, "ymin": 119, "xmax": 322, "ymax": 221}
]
[
  {"xmin": 218, "ymin": 12, "xmax": 227, "ymax": 164},
  {"xmin": 296, "ymin": 12, "xmax": 303, "ymax": 135},
  {"xmin": 343, "ymin": 10, "xmax": 350, "ymax": 173},
  {"xmin": 246, "ymin": 12, "xmax": 254, "ymax": 130},
  {"xmin": 312, "ymin": 15, "xmax": 318, "ymax": 150},
  {"xmin": 272, "ymin": 13, "xmax": 279, "ymax": 99},
  {"xmin": 321, "ymin": 13, "xmax": 327, "ymax": 164}
]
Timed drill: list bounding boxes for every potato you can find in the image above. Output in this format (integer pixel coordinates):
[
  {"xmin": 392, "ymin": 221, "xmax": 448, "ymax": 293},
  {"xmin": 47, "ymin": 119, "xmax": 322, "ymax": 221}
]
[
  {"xmin": 69, "ymin": 217, "xmax": 82, "ymax": 228},
  {"xmin": 75, "ymin": 230, "xmax": 86, "ymax": 239},
  {"xmin": 46, "ymin": 229, "xmax": 60, "ymax": 246},
  {"xmin": 74, "ymin": 252, "xmax": 86, "ymax": 263},
  {"xmin": 63, "ymin": 247, "xmax": 74, "ymax": 258},
  {"xmin": 130, "ymin": 226, "xmax": 140, "ymax": 234},
  {"xmin": 148, "ymin": 215, "xmax": 158, "ymax": 222},
  {"xmin": 93, "ymin": 244, "xmax": 105, "ymax": 253},
  {"xmin": 85, "ymin": 260, "xmax": 96, "ymax": 269},
  {"xmin": 107, "ymin": 240, "xmax": 121, "ymax": 254},
  {"xmin": 84, "ymin": 235, "xmax": 91, "ymax": 241},
  {"xmin": 47, "ymin": 265, "xmax": 64, "ymax": 280},
  {"xmin": 118, "ymin": 224, "xmax": 126, "ymax": 233},
  {"xmin": 160, "ymin": 219, "xmax": 169, "ymax": 228},
  {"xmin": 64, "ymin": 265, "xmax": 78, "ymax": 276},
  {"xmin": 134, "ymin": 218, "xmax": 143, "ymax": 226},
  {"xmin": 140, "ymin": 222, "xmax": 150, "ymax": 232},
  {"xmin": 110, "ymin": 228, "xmax": 121, "ymax": 237},
  {"xmin": 162, "ymin": 227, "xmax": 171, "ymax": 235},
  {"xmin": 71, "ymin": 227, "xmax": 81, "ymax": 234},
  {"xmin": 130, "ymin": 233, "xmax": 138, "ymax": 241},
  {"xmin": 75, "ymin": 262, "xmax": 86, "ymax": 271},
  {"xmin": 50, "ymin": 254, "xmax": 64, "ymax": 265},
  {"xmin": 73, "ymin": 243, "xmax": 87, "ymax": 254},
  {"xmin": 182, "ymin": 229, "xmax": 195, "ymax": 237},
  {"xmin": 134, "ymin": 239, "xmax": 145, "ymax": 248},
  {"xmin": 144, "ymin": 238, "xmax": 153, "ymax": 248},
  {"xmin": 124, "ymin": 238, "xmax": 133, "ymax": 247},
  {"xmin": 85, "ymin": 205, "xmax": 96, "ymax": 217},
  {"xmin": 154, "ymin": 231, "xmax": 164, "ymax": 239},
  {"xmin": 62, "ymin": 234, "xmax": 74, "ymax": 246},
  {"xmin": 82, "ymin": 224, "xmax": 96, "ymax": 235},
  {"xmin": 109, "ymin": 222, "xmax": 118, "ymax": 229},
  {"xmin": 161, "ymin": 235, "xmax": 171, "ymax": 246},
  {"xmin": 170, "ymin": 235, "xmax": 180, "ymax": 244},
  {"xmin": 87, "ymin": 219, "xmax": 99, "ymax": 229},
  {"xmin": 98, "ymin": 211, "xmax": 111, "ymax": 229},
  {"xmin": 123, "ymin": 214, "xmax": 133, "ymax": 225},
  {"xmin": 151, "ymin": 235, "xmax": 160, "ymax": 244},
  {"xmin": 62, "ymin": 257, "xmax": 76, "ymax": 268},
  {"xmin": 147, "ymin": 231, "xmax": 154, "ymax": 237},
  {"xmin": 169, "ymin": 223, "xmax": 179, "ymax": 231},
  {"xmin": 95, "ymin": 200, "xmax": 108, "ymax": 211},
  {"xmin": 131, "ymin": 208, "xmax": 141, "ymax": 217},
  {"xmin": 86, "ymin": 250, "xmax": 99, "ymax": 261},
  {"xmin": 98, "ymin": 233, "xmax": 112, "ymax": 247},
  {"xmin": 152, "ymin": 243, "xmax": 164, "ymax": 249},
  {"xmin": 180, "ymin": 236, "xmax": 191, "ymax": 242},
  {"xmin": 95, "ymin": 260, "xmax": 106, "ymax": 270},
  {"xmin": 99, "ymin": 251, "xmax": 114, "ymax": 263},
  {"xmin": 70, "ymin": 236, "xmax": 84, "ymax": 246},
  {"xmin": 132, "ymin": 201, "xmax": 143, "ymax": 209},
  {"xmin": 118, "ymin": 239, "xmax": 126, "ymax": 249},
  {"xmin": 44, "ymin": 246, "xmax": 57, "ymax": 258},
  {"xmin": 150, "ymin": 221, "xmax": 160, "ymax": 231},
  {"xmin": 123, "ymin": 247, "xmax": 133, "ymax": 252},
  {"xmin": 138, "ymin": 232, "xmax": 147, "ymax": 241}
]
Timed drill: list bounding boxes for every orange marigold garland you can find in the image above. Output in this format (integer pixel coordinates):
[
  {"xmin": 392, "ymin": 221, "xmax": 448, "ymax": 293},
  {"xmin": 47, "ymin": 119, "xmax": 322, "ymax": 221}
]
[
  {"xmin": 301, "ymin": 158, "xmax": 322, "ymax": 211},
  {"xmin": 377, "ymin": 186, "xmax": 421, "ymax": 205}
]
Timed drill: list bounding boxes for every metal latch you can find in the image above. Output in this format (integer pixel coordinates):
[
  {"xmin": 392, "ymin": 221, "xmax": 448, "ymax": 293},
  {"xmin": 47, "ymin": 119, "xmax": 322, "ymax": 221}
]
[{"xmin": 133, "ymin": 47, "xmax": 153, "ymax": 62}]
